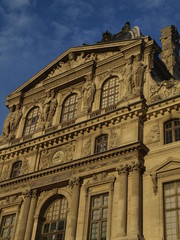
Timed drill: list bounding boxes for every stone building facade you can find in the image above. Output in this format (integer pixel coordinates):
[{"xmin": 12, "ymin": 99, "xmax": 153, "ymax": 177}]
[{"xmin": 0, "ymin": 23, "xmax": 180, "ymax": 240}]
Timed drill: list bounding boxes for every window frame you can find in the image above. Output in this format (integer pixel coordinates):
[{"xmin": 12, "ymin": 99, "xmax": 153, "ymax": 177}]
[
  {"xmin": 164, "ymin": 119, "xmax": 180, "ymax": 144},
  {"xmin": 40, "ymin": 197, "xmax": 68, "ymax": 240},
  {"xmin": 0, "ymin": 214, "xmax": 16, "ymax": 240},
  {"xmin": 101, "ymin": 77, "xmax": 119, "ymax": 110},
  {"xmin": 88, "ymin": 193, "xmax": 109, "ymax": 240},
  {"xmin": 163, "ymin": 180, "xmax": 180, "ymax": 240},
  {"xmin": 61, "ymin": 94, "xmax": 78, "ymax": 124},
  {"xmin": 94, "ymin": 134, "xmax": 108, "ymax": 154},
  {"xmin": 11, "ymin": 161, "xmax": 22, "ymax": 178},
  {"xmin": 23, "ymin": 107, "xmax": 40, "ymax": 136}
]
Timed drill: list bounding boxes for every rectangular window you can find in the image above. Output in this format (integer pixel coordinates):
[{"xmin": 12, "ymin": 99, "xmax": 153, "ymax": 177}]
[
  {"xmin": 0, "ymin": 214, "xmax": 16, "ymax": 240},
  {"xmin": 164, "ymin": 181, "xmax": 180, "ymax": 240},
  {"xmin": 89, "ymin": 194, "xmax": 109, "ymax": 240}
]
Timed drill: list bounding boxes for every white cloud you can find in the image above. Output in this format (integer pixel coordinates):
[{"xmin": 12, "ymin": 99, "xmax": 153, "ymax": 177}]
[
  {"xmin": 1, "ymin": 0, "xmax": 32, "ymax": 10},
  {"xmin": 135, "ymin": 0, "xmax": 165, "ymax": 9},
  {"xmin": 51, "ymin": 22, "xmax": 70, "ymax": 38}
]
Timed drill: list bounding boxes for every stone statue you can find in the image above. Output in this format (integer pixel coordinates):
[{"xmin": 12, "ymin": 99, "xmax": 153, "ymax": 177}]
[
  {"xmin": 132, "ymin": 54, "xmax": 146, "ymax": 93},
  {"xmin": 42, "ymin": 90, "xmax": 57, "ymax": 127},
  {"xmin": 11, "ymin": 104, "xmax": 22, "ymax": 133},
  {"xmin": 82, "ymin": 74, "xmax": 96, "ymax": 112},
  {"xmin": 68, "ymin": 52, "xmax": 76, "ymax": 69},
  {"xmin": 123, "ymin": 56, "xmax": 133, "ymax": 96},
  {"xmin": 1, "ymin": 104, "xmax": 22, "ymax": 140}
]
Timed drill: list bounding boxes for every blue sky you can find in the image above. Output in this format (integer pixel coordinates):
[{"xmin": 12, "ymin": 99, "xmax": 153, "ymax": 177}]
[{"xmin": 0, "ymin": 0, "xmax": 180, "ymax": 133}]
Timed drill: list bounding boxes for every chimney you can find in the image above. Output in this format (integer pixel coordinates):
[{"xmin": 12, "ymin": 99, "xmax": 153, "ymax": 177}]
[{"xmin": 160, "ymin": 25, "xmax": 180, "ymax": 79}]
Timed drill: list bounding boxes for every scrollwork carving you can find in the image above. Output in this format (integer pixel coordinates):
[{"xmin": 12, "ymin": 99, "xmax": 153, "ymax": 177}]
[{"xmin": 150, "ymin": 79, "xmax": 180, "ymax": 102}]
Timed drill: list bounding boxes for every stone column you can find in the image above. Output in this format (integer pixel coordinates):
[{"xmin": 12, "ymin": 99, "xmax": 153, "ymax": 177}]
[
  {"xmin": 68, "ymin": 177, "xmax": 81, "ymax": 240},
  {"xmin": 24, "ymin": 190, "xmax": 38, "ymax": 240},
  {"xmin": 117, "ymin": 165, "xmax": 128, "ymax": 237},
  {"xmin": 129, "ymin": 163, "xmax": 143, "ymax": 239},
  {"xmin": 17, "ymin": 190, "xmax": 31, "ymax": 240}
]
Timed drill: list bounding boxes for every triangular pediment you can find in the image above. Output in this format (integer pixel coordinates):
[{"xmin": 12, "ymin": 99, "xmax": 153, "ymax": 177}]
[
  {"xmin": 7, "ymin": 38, "xmax": 142, "ymax": 100},
  {"xmin": 149, "ymin": 158, "xmax": 180, "ymax": 175}
]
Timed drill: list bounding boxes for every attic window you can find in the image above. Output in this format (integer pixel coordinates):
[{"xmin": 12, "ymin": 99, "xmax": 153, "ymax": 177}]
[{"xmin": 23, "ymin": 107, "xmax": 40, "ymax": 136}]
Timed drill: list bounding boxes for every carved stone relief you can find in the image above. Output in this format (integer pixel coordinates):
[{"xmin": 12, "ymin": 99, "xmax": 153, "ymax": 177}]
[
  {"xmin": 150, "ymin": 79, "xmax": 180, "ymax": 102},
  {"xmin": 39, "ymin": 142, "xmax": 75, "ymax": 170},
  {"xmin": 21, "ymin": 158, "xmax": 30, "ymax": 175},
  {"xmin": 109, "ymin": 128, "xmax": 121, "ymax": 149},
  {"xmin": 82, "ymin": 138, "xmax": 91, "ymax": 157},
  {"xmin": 0, "ymin": 194, "xmax": 23, "ymax": 207},
  {"xmin": 145, "ymin": 123, "xmax": 160, "ymax": 144},
  {"xmin": 0, "ymin": 164, "xmax": 9, "ymax": 181}
]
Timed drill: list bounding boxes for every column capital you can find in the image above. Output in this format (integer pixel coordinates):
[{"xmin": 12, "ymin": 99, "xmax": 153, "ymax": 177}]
[
  {"xmin": 69, "ymin": 177, "xmax": 82, "ymax": 189},
  {"xmin": 129, "ymin": 162, "xmax": 145, "ymax": 173},
  {"xmin": 117, "ymin": 164, "xmax": 129, "ymax": 175},
  {"xmin": 32, "ymin": 190, "xmax": 38, "ymax": 198},
  {"xmin": 22, "ymin": 190, "xmax": 31, "ymax": 198}
]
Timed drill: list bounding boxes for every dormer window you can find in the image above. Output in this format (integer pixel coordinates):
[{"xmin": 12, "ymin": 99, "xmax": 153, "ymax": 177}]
[
  {"xmin": 61, "ymin": 94, "xmax": 78, "ymax": 123},
  {"xmin": 164, "ymin": 119, "xmax": 180, "ymax": 144},
  {"xmin": 23, "ymin": 107, "xmax": 40, "ymax": 135},
  {"xmin": 11, "ymin": 161, "xmax": 22, "ymax": 178}
]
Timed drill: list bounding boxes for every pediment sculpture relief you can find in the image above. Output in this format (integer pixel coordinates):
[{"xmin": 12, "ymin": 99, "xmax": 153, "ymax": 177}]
[
  {"xmin": 82, "ymin": 74, "xmax": 96, "ymax": 113},
  {"xmin": 150, "ymin": 79, "xmax": 180, "ymax": 102},
  {"xmin": 47, "ymin": 52, "xmax": 97, "ymax": 78},
  {"xmin": 0, "ymin": 104, "xmax": 22, "ymax": 141},
  {"xmin": 41, "ymin": 89, "xmax": 57, "ymax": 128}
]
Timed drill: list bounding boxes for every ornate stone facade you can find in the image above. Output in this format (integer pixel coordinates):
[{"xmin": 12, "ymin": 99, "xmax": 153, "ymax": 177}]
[{"xmin": 0, "ymin": 24, "xmax": 180, "ymax": 240}]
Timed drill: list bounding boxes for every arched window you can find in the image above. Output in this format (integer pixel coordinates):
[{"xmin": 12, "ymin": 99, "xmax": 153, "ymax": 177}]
[
  {"xmin": 23, "ymin": 107, "xmax": 40, "ymax": 135},
  {"xmin": 95, "ymin": 134, "xmax": 108, "ymax": 154},
  {"xmin": 40, "ymin": 197, "xmax": 68, "ymax": 240},
  {"xmin": 11, "ymin": 161, "xmax": 22, "ymax": 178},
  {"xmin": 164, "ymin": 119, "xmax": 180, "ymax": 144},
  {"xmin": 61, "ymin": 94, "xmax": 78, "ymax": 123},
  {"xmin": 101, "ymin": 77, "xmax": 119, "ymax": 109}
]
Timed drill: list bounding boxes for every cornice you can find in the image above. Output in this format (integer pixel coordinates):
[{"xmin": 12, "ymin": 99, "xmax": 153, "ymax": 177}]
[
  {"xmin": 0, "ymin": 99, "xmax": 147, "ymax": 157},
  {"xmin": 0, "ymin": 141, "xmax": 148, "ymax": 191},
  {"xmin": 147, "ymin": 95, "xmax": 180, "ymax": 120}
]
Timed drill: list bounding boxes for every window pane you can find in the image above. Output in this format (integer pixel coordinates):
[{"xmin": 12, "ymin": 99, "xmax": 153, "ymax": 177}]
[
  {"xmin": 61, "ymin": 94, "xmax": 78, "ymax": 123},
  {"xmin": 164, "ymin": 181, "xmax": 180, "ymax": 239},
  {"xmin": 89, "ymin": 194, "xmax": 109, "ymax": 240},
  {"xmin": 95, "ymin": 135, "xmax": 108, "ymax": 154},
  {"xmin": 0, "ymin": 214, "xmax": 16, "ymax": 239},
  {"xmin": 101, "ymin": 77, "xmax": 119, "ymax": 109},
  {"xmin": 165, "ymin": 119, "xmax": 180, "ymax": 144},
  {"xmin": 41, "ymin": 197, "xmax": 68, "ymax": 240},
  {"xmin": 11, "ymin": 161, "xmax": 22, "ymax": 178},
  {"xmin": 24, "ymin": 107, "xmax": 39, "ymax": 135}
]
